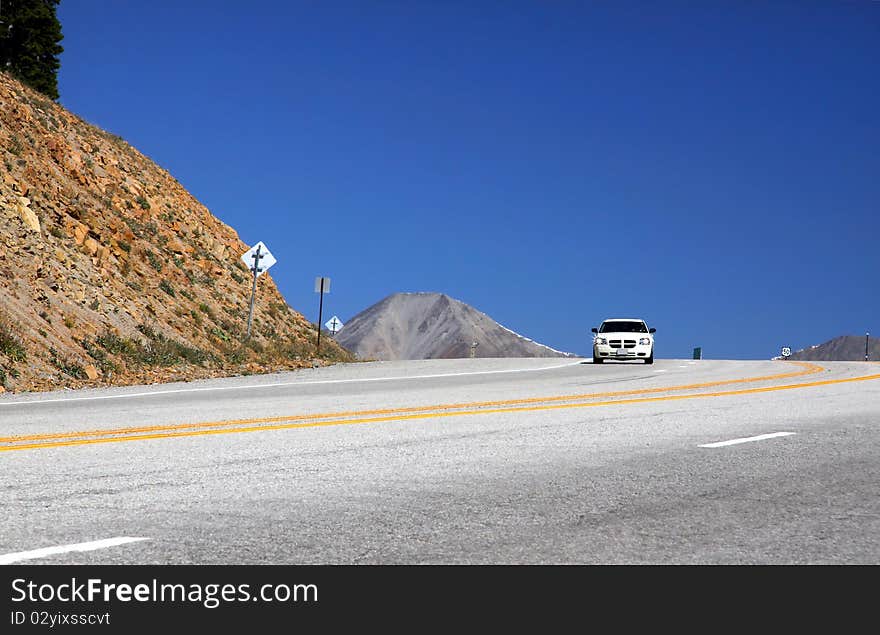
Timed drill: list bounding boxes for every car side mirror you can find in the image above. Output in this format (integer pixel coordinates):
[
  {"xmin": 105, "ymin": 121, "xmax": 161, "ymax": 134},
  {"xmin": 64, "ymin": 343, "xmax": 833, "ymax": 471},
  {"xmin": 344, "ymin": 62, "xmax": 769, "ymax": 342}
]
[
  {"xmin": 649, "ymin": 328, "xmax": 656, "ymax": 333},
  {"xmin": 591, "ymin": 328, "xmax": 598, "ymax": 333}
]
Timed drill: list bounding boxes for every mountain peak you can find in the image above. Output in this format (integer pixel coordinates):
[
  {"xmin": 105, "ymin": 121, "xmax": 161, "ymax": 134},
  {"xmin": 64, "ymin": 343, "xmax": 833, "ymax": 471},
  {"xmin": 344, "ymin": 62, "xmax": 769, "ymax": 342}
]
[
  {"xmin": 335, "ymin": 292, "xmax": 573, "ymax": 360},
  {"xmin": 785, "ymin": 334, "xmax": 878, "ymax": 361}
]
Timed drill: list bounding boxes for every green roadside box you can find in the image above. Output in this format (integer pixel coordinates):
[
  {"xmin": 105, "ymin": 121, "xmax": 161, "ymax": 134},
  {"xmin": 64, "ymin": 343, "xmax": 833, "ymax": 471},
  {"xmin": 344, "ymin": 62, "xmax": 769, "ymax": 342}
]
[{"xmin": 693, "ymin": 347, "xmax": 702, "ymax": 360}]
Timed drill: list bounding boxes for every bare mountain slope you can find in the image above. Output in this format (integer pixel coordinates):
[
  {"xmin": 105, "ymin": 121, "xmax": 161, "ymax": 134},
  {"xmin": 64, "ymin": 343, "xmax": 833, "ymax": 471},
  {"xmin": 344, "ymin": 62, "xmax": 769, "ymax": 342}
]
[
  {"xmin": 0, "ymin": 72, "xmax": 351, "ymax": 393},
  {"xmin": 786, "ymin": 335, "xmax": 878, "ymax": 362},
  {"xmin": 336, "ymin": 292, "xmax": 573, "ymax": 360}
]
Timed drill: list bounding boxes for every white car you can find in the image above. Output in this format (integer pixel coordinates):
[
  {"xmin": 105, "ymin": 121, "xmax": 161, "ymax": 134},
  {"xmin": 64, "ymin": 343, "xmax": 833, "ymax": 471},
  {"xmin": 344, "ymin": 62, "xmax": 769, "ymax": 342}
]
[{"xmin": 591, "ymin": 318, "xmax": 655, "ymax": 364}]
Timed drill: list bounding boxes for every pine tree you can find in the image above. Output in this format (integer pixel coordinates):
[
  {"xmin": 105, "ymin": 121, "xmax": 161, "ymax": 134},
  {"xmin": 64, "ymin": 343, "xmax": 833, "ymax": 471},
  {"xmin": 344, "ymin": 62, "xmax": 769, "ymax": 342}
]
[{"xmin": 0, "ymin": 0, "xmax": 64, "ymax": 100}]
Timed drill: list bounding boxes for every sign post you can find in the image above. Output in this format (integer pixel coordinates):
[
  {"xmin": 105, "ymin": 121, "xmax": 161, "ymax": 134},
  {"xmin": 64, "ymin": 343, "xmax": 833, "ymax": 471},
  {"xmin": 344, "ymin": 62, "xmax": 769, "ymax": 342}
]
[
  {"xmin": 314, "ymin": 277, "xmax": 331, "ymax": 355},
  {"xmin": 781, "ymin": 347, "xmax": 791, "ymax": 360},
  {"xmin": 240, "ymin": 241, "xmax": 277, "ymax": 339}
]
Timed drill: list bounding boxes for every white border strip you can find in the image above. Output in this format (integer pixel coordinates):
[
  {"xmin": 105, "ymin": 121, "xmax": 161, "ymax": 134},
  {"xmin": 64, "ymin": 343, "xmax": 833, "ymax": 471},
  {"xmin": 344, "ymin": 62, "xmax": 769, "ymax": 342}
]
[
  {"xmin": 0, "ymin": 537, "xmax": 148, "ymax": 565},
  {"xmin": 699, "ymin": 432, "xmax": 795, "ymax": 448},
  {"xmin": 0, "ymin": 361, "xmax": 584, "ymax": 406}
]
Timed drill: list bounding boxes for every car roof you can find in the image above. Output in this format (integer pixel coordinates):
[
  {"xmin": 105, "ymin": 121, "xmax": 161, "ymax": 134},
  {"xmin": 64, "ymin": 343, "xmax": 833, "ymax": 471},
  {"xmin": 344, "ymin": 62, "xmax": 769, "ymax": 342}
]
[{"xmin": 603, "ymin": 318, "xmax": 646, "ymax": 322}]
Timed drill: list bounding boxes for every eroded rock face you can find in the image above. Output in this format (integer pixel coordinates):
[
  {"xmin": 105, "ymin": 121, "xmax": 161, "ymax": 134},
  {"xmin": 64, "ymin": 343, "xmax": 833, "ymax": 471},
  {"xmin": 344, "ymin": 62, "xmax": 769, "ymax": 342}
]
[{"xmin": 0, "ymin": 72, "xmax": 352, "ymax": 393}]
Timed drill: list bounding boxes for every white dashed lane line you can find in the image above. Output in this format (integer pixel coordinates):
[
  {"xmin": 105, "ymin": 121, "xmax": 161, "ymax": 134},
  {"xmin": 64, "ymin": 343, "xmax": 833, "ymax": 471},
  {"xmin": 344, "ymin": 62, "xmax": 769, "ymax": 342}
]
[
  {"xmin": 0, "ymin": 537, "xmax": 149, "ymax": 564},
  {"xmin": 698, "ymin": 432, "xmax": 796, "ymax": 449}
]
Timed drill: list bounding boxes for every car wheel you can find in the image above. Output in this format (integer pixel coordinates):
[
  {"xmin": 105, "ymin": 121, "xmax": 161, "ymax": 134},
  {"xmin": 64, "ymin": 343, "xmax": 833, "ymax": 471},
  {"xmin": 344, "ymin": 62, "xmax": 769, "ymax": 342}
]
[{"xmin": 645, "ymin": 351, "xmax": 654, "ymax": 364}]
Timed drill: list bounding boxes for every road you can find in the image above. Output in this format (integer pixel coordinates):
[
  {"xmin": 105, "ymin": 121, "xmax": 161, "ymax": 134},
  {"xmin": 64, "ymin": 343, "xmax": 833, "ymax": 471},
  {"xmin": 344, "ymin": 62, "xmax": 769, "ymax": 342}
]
[{"xmin": 1, "ymin": 357, "xmax": 878, "ymax": 564}]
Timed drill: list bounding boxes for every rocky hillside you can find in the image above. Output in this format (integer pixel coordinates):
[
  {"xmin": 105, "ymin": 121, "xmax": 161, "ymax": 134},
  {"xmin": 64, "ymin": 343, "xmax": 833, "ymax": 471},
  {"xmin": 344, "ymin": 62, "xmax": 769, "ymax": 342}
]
[
  {"xmin": 336, "ymin": 292, "xmax": 574, "ymax": 360},
  {"xmin": 785, "ymin": 335, "xmax": 878, "ymax": 362},
  {"xmin": 0, "ymin": 72, "xmax": 351, "ymax": 393}
]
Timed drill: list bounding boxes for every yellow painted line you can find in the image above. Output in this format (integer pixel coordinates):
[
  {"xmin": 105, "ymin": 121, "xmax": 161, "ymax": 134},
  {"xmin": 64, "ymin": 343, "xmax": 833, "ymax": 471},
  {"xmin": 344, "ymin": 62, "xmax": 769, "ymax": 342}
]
[
  {"xmin": 2, "ymin": 367, "xmax": 878, "ymax": 453},
  {"xmin": 0, "ymin": 361, "xmax": 824, "ymax": 444}
]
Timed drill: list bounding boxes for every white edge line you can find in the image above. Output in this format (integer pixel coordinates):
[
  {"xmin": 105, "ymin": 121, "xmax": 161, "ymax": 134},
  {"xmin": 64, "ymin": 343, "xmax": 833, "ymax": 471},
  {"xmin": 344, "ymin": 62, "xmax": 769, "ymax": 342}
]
[
  {"xmin": 699, "ymin": 432, "xmax": 796, "ymax": 448},
  {"xmin": 653, "ymin": 369, "xmax": 667, "ymax": 372},
  {"xmin": 0, "ymin": 537, "xmax": 149, "ymax": 565},
  {"xmin": 0, "ymin": 361, "xmax": 585, "ymax": 406}
]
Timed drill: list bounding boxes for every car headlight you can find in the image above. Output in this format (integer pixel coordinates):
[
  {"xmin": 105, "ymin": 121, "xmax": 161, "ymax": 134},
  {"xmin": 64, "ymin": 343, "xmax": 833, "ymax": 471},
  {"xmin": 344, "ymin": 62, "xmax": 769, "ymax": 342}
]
[
  {"xmin": 639, "ymin": 338, "xmax": 651, "ymax": 345},
  {"xmin": 595, "ymin": 337, "xmax": 607, "ymax": 345}
]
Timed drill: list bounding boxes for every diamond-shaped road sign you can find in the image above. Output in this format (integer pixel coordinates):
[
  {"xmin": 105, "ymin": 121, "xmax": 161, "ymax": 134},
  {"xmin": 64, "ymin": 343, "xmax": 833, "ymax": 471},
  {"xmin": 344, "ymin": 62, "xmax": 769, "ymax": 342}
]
[
  {"xmin": 325, "ymin": 316, "xmax": 344, "ymax": 334},
  {"xmin": 241, "ymin": 241, "xmax": 277, "ymax": 277}
]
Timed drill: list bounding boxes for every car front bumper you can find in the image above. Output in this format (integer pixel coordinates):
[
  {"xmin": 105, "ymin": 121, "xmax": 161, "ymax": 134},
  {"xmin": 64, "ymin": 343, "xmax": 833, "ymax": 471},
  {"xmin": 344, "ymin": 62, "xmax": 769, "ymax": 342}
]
[{"xmin": 593, "ymin": 344, "xmax": 653, "ymax": 359}]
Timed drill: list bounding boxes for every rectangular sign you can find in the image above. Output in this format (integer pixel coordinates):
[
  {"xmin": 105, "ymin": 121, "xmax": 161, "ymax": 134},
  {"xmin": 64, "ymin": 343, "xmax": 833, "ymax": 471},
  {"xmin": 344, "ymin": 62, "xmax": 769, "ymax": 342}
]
[{"xmin": 314, "ymin": 277, "xmax": 331, "ymax": 293}]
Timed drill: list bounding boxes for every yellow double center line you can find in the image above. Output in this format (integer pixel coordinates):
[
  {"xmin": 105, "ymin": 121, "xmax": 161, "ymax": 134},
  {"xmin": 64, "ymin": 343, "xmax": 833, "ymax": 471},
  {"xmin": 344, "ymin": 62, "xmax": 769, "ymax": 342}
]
[{"xmin": 2, "ymin": 361, "xmax": 878, "ymax": 453}]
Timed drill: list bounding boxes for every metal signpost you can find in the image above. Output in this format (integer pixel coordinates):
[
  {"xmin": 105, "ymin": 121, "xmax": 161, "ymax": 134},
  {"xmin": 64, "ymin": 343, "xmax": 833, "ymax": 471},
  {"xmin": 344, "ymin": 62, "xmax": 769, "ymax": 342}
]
[
  {"xmin": 240, "ymin": 241, "xmax": 277, "ymax": 338},
  {"xmin": 325, "ymin": 316, "xmax": 343, "ymax": 336},
  {"xmin": 314, "ymin": 277, "xmax": 331, "ymax": 355},
  {"xmin": 867, "ymin": 332, "xmax": 870, "ymax": 362}
]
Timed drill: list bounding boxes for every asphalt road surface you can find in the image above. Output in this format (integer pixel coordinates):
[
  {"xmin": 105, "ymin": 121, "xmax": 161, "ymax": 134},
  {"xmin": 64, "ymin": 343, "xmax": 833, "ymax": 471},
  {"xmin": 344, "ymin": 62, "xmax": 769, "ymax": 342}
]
[{"xmin": 2, "ymin": 357, "xmax": 878, "ymax": 564}]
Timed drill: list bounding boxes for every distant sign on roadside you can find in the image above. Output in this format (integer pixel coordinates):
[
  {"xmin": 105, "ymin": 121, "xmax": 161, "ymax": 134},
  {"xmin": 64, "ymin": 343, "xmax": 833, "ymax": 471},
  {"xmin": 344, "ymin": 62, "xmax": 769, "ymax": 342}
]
[
  {"xmin": 781, "ymin": 347, "xmax": 791, "ymax": 358},
  {"xmin": 314, "ymin": 276, "xmax": 332, "ymax": 354},
  {"xmin": 325, "ymin": 316, "xmax": 343, "ymax": 335}
]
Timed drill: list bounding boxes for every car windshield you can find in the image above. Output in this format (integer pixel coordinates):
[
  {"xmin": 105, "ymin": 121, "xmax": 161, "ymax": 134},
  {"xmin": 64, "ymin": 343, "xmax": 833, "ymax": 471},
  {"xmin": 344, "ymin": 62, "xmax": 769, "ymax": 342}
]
[{"xmin": 600, "ymin": 321, "xmax": 648, "ymax": 333}]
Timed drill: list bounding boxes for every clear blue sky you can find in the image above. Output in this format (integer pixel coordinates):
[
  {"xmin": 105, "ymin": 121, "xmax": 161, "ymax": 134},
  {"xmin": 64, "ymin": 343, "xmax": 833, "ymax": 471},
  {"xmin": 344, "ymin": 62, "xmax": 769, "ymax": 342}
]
[{"xmin": 56, "ymin": 1, "xmax": 879, "ymax": 360}]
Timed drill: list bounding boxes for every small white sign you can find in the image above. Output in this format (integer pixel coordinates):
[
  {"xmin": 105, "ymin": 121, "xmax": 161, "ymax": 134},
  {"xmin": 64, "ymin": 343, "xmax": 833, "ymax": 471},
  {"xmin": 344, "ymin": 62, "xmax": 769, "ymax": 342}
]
[
  {"xmin": 241, "ymin": 241, "xmax": 277, "ymax": 277},
  {"xmin": 314, "ymin": 276, "xmax": 331, "ymax": 293},
  {"xmin": 325, "ymin": 316, "xmax": 344, "ymax": 334},
  {"xmin": 781, "ymin": 347, "xmax": 791, "ymax": 358}
]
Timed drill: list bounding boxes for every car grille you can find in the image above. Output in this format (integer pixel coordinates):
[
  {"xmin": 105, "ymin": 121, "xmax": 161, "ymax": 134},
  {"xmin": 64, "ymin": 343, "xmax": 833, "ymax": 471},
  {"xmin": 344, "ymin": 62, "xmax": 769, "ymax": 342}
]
[{"xmin": 609, "ymin": 339, "xmax": 637, "ymax": 349}]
